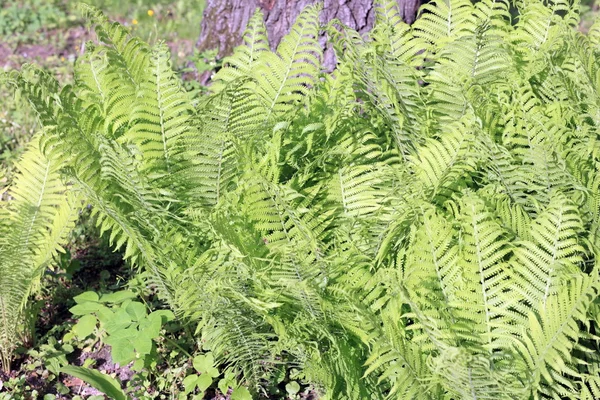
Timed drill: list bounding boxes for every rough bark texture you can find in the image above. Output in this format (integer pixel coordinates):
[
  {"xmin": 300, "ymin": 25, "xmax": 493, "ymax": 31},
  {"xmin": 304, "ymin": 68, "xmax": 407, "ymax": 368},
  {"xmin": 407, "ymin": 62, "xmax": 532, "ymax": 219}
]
[{"xmin": 197, "ymin": 0, "xmax": 420, "ymax": 69}]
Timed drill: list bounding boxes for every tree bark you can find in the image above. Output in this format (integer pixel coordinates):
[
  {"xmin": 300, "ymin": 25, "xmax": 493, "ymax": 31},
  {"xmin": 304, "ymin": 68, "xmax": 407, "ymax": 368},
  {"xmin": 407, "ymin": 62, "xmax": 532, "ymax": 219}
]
[{"xmin": 197, "ymin": 0, "xmax": 421, "ymax": 69}]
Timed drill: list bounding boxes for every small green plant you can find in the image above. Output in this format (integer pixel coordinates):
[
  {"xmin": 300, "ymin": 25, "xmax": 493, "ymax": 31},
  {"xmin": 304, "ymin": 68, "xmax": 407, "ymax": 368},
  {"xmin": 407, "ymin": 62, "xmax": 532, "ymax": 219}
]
[
  {"xmin": 26, "ymin": 336, "xmax": 74, "ymax": 377},
  {"xmin": 182, "ymin": 352, "xmax": 220, "ymax": 396},
  {"xmin": 0, "ymin": 135, "xmax": 79, "ymax": 373},
  {"xmin": 67, "ymin": 290, "xmax": 175, "ymax": 370},
  {"xmin": 181, "ymin": 352, "xmax": 250, "ymax": 399},
  {"xmin": 0, "ymin": 0, "xmax": 67, "ymax": 38}
]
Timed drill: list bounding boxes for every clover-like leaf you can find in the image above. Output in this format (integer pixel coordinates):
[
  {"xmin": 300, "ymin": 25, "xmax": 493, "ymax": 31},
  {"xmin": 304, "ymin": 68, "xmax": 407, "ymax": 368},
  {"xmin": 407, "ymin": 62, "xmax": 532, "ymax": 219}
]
[
  {"xmin": 231, "ymin": 387, "xmax": 252, "ymax": 400},
  {"xmin": 183, "ymin": 374, "xmax": 199, "ymax": 395},
  {"xmin": 125, "ymin": 301, "xmax": 147, "ymax": 322},
  {"xmin": 197, "ymin": 374, "xmax": 213, "ymax": 391},
  {"xmin": 193, "ymin": 352, "xmax": 215, "ymax": 374},
  {"xmin": 218, "ymin": 371, "xmax": 237, "ymax": 394},
  {"xmin": 286, "ymin": 381, "xmax": 300, "ymax": 395}
]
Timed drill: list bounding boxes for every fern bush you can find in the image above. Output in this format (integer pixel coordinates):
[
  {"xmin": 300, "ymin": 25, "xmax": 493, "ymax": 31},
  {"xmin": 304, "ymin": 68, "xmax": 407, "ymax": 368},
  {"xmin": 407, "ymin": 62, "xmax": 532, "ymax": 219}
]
[
  {"xmin": 0, "ymin": 135, "xmax": 79, "ymax": 372},
  {"xmin": 4, "ymin": 0, "xmax": 600, "ymax": 398}
]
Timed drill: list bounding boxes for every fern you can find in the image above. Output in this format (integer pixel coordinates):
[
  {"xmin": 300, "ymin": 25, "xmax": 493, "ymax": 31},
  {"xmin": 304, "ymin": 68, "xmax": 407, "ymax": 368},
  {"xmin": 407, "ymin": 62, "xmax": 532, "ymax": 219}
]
[
  {"xmin": 512, "ymin": 192, "xmax": 586, "ymax": 310},
  {"xmin": 5, "ymin": 1, "xmax": 600, "ymax": 398},
  {"xmin": 515, "ymin": 273, "xmax": 599, "ymax": 398},
  {"xmin": 0, "ymin": 136, "xmax": 79, "ymax": 372}
]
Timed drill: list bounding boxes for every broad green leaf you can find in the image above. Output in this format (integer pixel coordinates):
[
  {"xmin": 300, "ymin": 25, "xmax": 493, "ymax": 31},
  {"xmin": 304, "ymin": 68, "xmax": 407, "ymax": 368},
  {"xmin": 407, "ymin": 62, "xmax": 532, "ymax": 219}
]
[
  {"xmin": 73, "ymin": 291, "xmax": 100, "ymax": 303},
  {"xmin": 132, "ymin": 358, "xmax": 145, "ymax": 371},
  {"xmin": 132, "ymin": 335, "xmax": 153, "ymax": 355},
  {"xmin": 60, "ymin": 366, "xmax": 128, "ymax": 400},
  {"xmin": 286, "ymin": 381, "xmax": 300, "ymax": 395},
  {"xmin": 197, "ymin": 373, "xmax": 213, "ymax": 391},
  {"xmin": 150, "ymin": 309, "xmax": 175, "ymax": 323},
  {"xmin": 104, "ymin": 337, "xmax": 135, "ymax": 365},
  {"xmin": 141, "ymin": 312, "xmax": 163, "ymax": 338},
  {"xmin": 218, "ymin": 371, "xmax": 237, "ymax": 394},
  {"xmin": 69, "ymin": 302, "xmax": 103, "ymax": 316},
  {"xmin": 96, "ymin": 305, "xmax": 115, "ymax": 325},
  {"xmin": 193, "ymin": 353, "xmax": 214, "ymax": 374},
  {"xmin": 206, "ymin": 366, "xmax": 220, "ymax": 378},
  {"xmin": 231, "ymin": 387, "xmax": 252, "ymax": 400},
  {"xmin": 105, "ymin": 327, "xmax": 137, "ymax": 340},
  {"xmin": 73, "ymin": 314, "xmax": 97, "ymax": 338},
  {"xmin": 103, "ymin": 309, "xmax": 133, "ymax": 333},
  {"xmin": 100, "ymin": 291, "xmax": 137, "ymax": 304},
  {"xmin": 183, "ymin": 374, "xmax": 198, "ymax": 395},
  {"xmin": 125, "ymin": 301, "xmax": 147, "ymax": 321},
  {"xmin": 218, "ymin": 375, "xmax": 235, "ymax": 394}
]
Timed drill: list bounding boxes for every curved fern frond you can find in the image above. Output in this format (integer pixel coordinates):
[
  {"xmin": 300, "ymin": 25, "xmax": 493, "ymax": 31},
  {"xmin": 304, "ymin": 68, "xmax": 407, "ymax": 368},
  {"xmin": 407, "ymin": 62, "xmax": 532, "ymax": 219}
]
[
  {"xmin": 514, "ymin": 272, "xmax": 599, "ymax": 398},
  {"xmin": 409, "ymin": 118, "xmax": 479, "ymax": 201},
  {"xmin": 512, "ymin": 192, "xmax": 585, "ymax": 310},
  {"xmin": 78, "ymin": 3, "xmax": 150, "ymax": 84},
  {"xmin": 365, "ymin": 340, "xmax": 437, "ymax": 400},
  {"xmin": 74, "ymin": 46, "xmax": 137, "ymax": 138},
  {"xmin": 211, "ymin": 8, "xmax": 270, "ymax": 90},
  {"xmin": 327, "ymin": 164, "xmax": 386, "ymax": 218},
  {"xmin": 126, "ymin": 43, "xmax": 196, "ymax": 181},
  {"xmin": 413, "ymin": 0, "xmax": 476, "ymax": 49},
  {"xmin": 404, "ymin": 207, "xmax": 461, "ymax": 329},
  {"xmin": 431, "ymin": 346, "xmax": 528, "ymax": 399},
  {"xmin": 254, "ymin": 5, "xmax": 322, "ymax": 122},
  {"xmin": 454, "ymin": 192, "xmax": 514, "ymax": 350},
  {"xmin": 0, "ymin": 135, "xmax": 79, "ymax": 372},
  {"xmin": 511, "ymin": 0, "xmax": 572, "ymax": 52},
  {"xmin": 5, "ymin": 1, "xmax": 600, "ymax": 397}
]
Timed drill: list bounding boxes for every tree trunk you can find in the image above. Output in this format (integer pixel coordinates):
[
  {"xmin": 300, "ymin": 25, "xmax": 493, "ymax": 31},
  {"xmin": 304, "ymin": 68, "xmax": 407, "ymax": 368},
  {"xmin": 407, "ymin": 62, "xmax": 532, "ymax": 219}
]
[{"xmin": 197, "ymin": 0, "xmax": 421, "ymax": 70}]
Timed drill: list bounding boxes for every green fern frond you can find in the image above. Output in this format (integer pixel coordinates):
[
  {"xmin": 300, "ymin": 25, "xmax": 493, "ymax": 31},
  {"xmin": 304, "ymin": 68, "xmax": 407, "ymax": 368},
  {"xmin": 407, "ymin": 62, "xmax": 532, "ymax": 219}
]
[
  {"xmin": 200, "ymin": 313, "xmax": 278, "ymax": 383},
  {"xmin": 0, "ymin": 135, "xmax": 78, "ymax": 372},
  {"xmin": 588, "ymin": 18, "xmax": 600, "ymax": 46},
  {"xmin": 514, "ymin": 272, "xmax": 599, "ymax": 398},
  {"xmin": 375, "ymin": 0, "xmax": 403, "ymax": 27},
  {"xmin": 327, "ymin": 164, "xmax": 386, "ymax": 218},
  {"xmin": 74, "ymin": 46, "xmax": 136, "ymax": 138},
  {"xmin": 404, "ymin": 208, "xmax": 461, "ymax": 326},
  {"xmin": 365, "ymin": 340, "xmax": 437, "ymax": 400},
  {"xmin": 5, "ymin": 1, "xmax": 600, "ymax": 397},
  {"xmin": 78, "ymin": 3, "xmax": 150, "ymax": 84},
  {"xmin": 412, "ymin": 0, "xmax": 476, "ymax": 49},
  {"xmin": 126, "ymin": 43, "xmax": 196, "ymax": 180},
  {"xmin": 409, "ymin": 118, "xmax": 479, "ymax": 201},
  {"xmin": 431, "ymin": 346, "xmax": 528, "ymax": 399},
  {"xmin": 454, "ymin": 192, "xmax": 514, "ymax": 350},
  {"xmin": 242, "ymin": 177, "xmax": 325, "ymax": 252},
  {"xmin": 254, "ymin": 5, "xmax": 322, "ymax": 122},
  {"xmin": 211, "ymin": 8, "xmax": 270, "ymax": 90},
  {"xmin": 512, "ymin": 192, "xmax": 585, "ymax": 309},
  {"xmin": 512, "ymin": 0, "xmax": 573, "ymax": 52},
  {"xmin": 190, "ymin": 81, "xmax": 269, "ymax": 206}
]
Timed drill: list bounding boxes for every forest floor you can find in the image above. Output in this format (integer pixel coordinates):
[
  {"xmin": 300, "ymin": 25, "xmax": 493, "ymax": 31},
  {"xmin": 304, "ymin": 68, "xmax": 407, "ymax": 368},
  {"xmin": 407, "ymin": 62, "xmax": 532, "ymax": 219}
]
[{"xmin": 0, "ymin": 237, "xmax": 129, "ymax": 398}]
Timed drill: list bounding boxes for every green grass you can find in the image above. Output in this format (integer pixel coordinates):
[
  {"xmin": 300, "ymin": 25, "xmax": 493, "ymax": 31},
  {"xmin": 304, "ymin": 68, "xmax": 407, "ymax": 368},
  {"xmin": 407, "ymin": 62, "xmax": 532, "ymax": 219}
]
[
  {"xmin": 0, "ymin": 0, "xmax": 206, "ymax": 172},
  {"xmin": 87, "ymin": 0, "xmax": 206, "ymax": 43}
]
